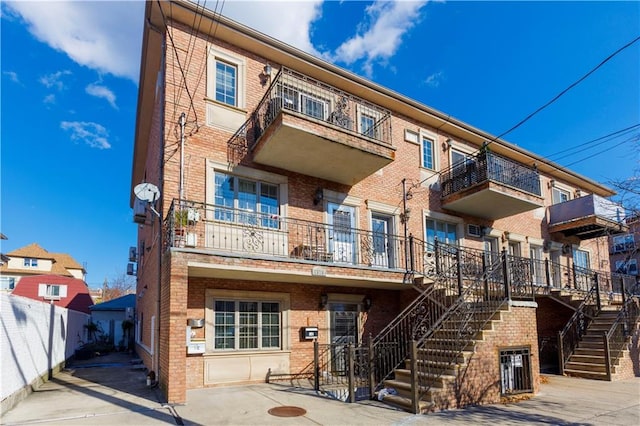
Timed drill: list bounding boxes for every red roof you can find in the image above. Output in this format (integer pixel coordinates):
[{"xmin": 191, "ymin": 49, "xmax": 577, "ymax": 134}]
[{"xmin": 12, "ymin": 274, "xmax": 94, "ymax": 314}]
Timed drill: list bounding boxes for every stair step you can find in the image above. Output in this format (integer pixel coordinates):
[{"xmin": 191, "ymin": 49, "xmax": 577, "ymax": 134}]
[
  {"xmin": 382, "ymin": 378, "xmax": 442, "ymax": 401},
  {"xmin": 565, "ymin": 361, "xmax": 607, "ymax": 373},
  {"xmin": 394, "ymin": 368, "xmax": 454, "ymax": 387},
  {"xmin": 378, "ymin": 392, "xmax": 433, "ymax": 414},
  {"xmin": 418, "ymin": 349, "xmax": 473, "ymax": 364},
  {"xmin": 564, "ymin": 369, "xmax": 610, "ymax": 380},
  {"xmin": 567, "ymin": 354, "xmax": 606, "ymax": 364},
  {"xmin": 573, "ymin": 348, "xmax": 604, "ymax": 357}
]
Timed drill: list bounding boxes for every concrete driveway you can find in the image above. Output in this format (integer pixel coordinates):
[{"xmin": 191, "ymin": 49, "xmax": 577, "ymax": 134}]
[{"xmin": 2, "ymin": 353, "xmax": 638, "ymax": 425}]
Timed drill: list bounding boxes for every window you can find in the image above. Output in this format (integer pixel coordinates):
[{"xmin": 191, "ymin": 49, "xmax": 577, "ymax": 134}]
[
  {"xmin": 552, "ymin": 187, "xmax": 570, "ymax": 204},
  {"xmin": 573, "ymin": 248, "xmax": 590, "ymax": 270},
  {"xmin": 616, "ymin": 259, "xmax": 638, "ymax": 275},
  {"xmin": 360, "ymin": 113, "xmax": 376, "ymax": 138},
  {"xmin": 425, "ymin": 218, "xmax": 458, "ymax": 246},
  {"xmin": 613, "ymin": 234, "xmax": 635, "ymax": 253},
  {"xmin": 213, "ymin": 300, "xmax": 281, "ymax": 350},
  {"xmin": 421, "ymin": 136, "xmax": 435, "ymax": 170},
  {"xmin": 215, "ymin": 60, "xmax": 237, "ymax": 106},
  {"xmin": 214, "ymin": 172, "xmax": 279, "ymax": 228},
  {"xmin": 276, "ymin": 84, "xmax": 328, "ymax": 120},
  {"xmin": 23, "ymin": 258, "xmax": 38, "ymax": 267},
  {"xmin": 0, "ymin": 277, "xmax": 15, "ymax": 291},
  {"xmin": 38, "ymin": 283, "xmax": 67, "ymax": 299}
]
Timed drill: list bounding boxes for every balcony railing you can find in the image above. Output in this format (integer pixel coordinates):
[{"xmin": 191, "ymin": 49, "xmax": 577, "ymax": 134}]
[
  {"xmin": 441, "ymin": 150, "xmax": 541, "ymax": 198},
  {"xmin": 548, "ymin": 194, "xmax": 627, "ymax": 240},
  {"xmin": 250, "ymin": 67, "xmax": 392, "ymax": 148},
  {"xmin": 165, "ymin": 199, "xmax": 408, "ymax": 271}
]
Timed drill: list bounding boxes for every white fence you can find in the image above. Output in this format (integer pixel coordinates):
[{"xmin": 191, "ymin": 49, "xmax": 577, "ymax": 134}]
[{"xmin": 1, "ymin": 293, "xmax": 89, "ymax": 411}]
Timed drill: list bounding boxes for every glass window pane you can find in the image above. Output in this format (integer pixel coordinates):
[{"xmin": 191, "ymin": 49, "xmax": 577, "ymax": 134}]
[
  {"xmin": 214, "ymin": 173, "xmax": 234, "ymax": 221},
  {"xmin": 215, "ymin": 61, "xmax": 236, "ymax": 106},
  {"xmin": 422, "ymin": 137, "xmax": 434, "ymax": 169},
  {"xmin": 214, "ymin": 301, "xmax": 236, "ymax": 350},
  {"xmin": 260, "ymin": 183, "xmax": 279, "ymax": 228}
]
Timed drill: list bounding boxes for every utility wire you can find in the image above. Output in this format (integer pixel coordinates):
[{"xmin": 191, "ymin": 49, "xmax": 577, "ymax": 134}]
[
  {"xmin": 486, "ymin": 35, "xmax": 640, "ymax": 147},
  {"xmin": 544, "ymin": 124, "xmax": 640, "ymax": 162},
  {"xmin": 563, "ymin": 134, "xmax": 639, "ymax": 168}
]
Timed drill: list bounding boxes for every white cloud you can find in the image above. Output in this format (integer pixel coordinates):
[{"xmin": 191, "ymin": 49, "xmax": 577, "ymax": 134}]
[
  {"xmin": 86, "ymin": 83, "xmax": 118, "ymax": 109},
  {"xmin": 3, "ymin": 71, "xmax": 20, "ymax": 83},
  {"xmin": 60, "ymin": 121, "xmax": 111, "ymax": 150},
  {"xmin": 424, "ymin": 71, "xmax": 444, "ymax": 88},
  {"xmin": 5, "ymin": 1, "xmax": 144, "ymax": 82},
  {"xmin": 43, "ymin": 94, "xmax": 56, "ymax": 104},
  {"xmin": 219, "ymin": 0, "xmax": 323, "ymax": 56},
  {"xmin": 40, "ymin": 70, "xmax": 72, "ymax": 91},
  {"xmin": 331, "ymin": 1, "xmax": 428, "ymax": 76}
]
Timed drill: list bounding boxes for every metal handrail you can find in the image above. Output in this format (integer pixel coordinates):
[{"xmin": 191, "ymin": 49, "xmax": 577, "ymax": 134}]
[
  {"xmin": 557, "ymin": 277, "xmax": 600, "ymax": 375},
  {"xmin": 603, "ymin": 296, "xmax": 640, "ymax": 379},
  {"xmin": 440, "ymin": 150, "xmax": 541, "ymax": 197}
]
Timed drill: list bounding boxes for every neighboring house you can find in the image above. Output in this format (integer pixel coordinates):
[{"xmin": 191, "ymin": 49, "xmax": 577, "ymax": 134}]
[
  {"xmin": 89, "ymin": 294, "xmax": 135, "ymax": 349},
  {"xmin": 610, "ymin": 215, "xmax": 639, "ymax": 287},
  {"xmin": 131, "ymin": 1, "xmax": 636, "ymax": 412},
  {"xmin": 0, "ymin": 243, "xmax": 86, "ymax": 291},
  {"xmin": 12, "ymin": 274, "xmax": 94, "ymax": 314}
]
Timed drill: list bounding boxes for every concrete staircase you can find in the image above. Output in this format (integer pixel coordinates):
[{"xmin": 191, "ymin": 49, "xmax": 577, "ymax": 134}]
[
  {"xmin": 563, "ymin": 308, "xmax": 624, "ymax": 380},
  {"xmin": 377, "ymin": 304, "xmax": 507, "ymax": 413}
]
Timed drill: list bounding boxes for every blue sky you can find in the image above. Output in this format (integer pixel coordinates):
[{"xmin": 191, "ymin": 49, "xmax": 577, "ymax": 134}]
[{"xmin": 1, "ymin": 1, "xmax": 639, "ymax": 288}]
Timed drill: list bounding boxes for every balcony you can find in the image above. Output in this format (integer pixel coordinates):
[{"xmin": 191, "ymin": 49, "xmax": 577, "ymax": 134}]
[
  {"xmin": 548, "ymin": 194, "xmax": 627, "ymax": 240},
  {"xmin": 247, "ymin": 68, "xmax": 395, "ymax": 185},
  {"xmin": 440, "ymin": 150, "xmax": 543, "ymax": 220},
  {"xmin": 164, "ymin": 200, "xmax": 409, "ymax": 286}
]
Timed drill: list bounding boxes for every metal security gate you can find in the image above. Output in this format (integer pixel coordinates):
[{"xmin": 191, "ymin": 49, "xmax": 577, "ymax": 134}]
[{"xmin": 500, "ymin": 347, "xmax": 533, "ymax": 395}]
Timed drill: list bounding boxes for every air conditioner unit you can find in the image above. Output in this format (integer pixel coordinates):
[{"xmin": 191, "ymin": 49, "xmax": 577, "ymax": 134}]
[
  {"xmin": 186, "ymin": 232, "xmax": 198, "ymax": 247},
  {"xmin": 187, "ymin": 208, "xmax": 200, "ymax": 223},
  {"xmin": 133, "ymin": 198, "xmax": 147, "ymax": 224},
  {"xmin": 467, "ymin": 224, "xmax": 482, "ymax": 238},
  {"xmin": 129, "ymin": 246, "xmax": 137, "ymax": 262}
]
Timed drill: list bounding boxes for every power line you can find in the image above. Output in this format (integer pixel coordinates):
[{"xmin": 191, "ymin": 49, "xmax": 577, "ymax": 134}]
[
  {"xmin": 544, "ymin": 124, "xmax": 640, "ymax": 162},
  {"xmin": 562, "ymin": 134, "xmax": 639, "ymax": 169},
  {"xmin": 487, "ymin": 35, "xmax": 640, "ymax": 147}
]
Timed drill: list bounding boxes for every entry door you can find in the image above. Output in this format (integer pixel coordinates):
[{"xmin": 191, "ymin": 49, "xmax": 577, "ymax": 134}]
[
  {"xmin": 371, "ymin": 214, "xmax": 393, "ymax": 268},
  {"xmin": 550, "ymin": 250, "xmax": 562, "ymax": 288},
  {"xmin": 329, "ymin": 302, "xmax": 359, "ymax": 374},
  {"xmin": 530, "ymin": 245, "xmax": 544, "ymax": 285},
  {"xmin": 328, "ymin": 203, "xmax": 356, "ymax": 264}
]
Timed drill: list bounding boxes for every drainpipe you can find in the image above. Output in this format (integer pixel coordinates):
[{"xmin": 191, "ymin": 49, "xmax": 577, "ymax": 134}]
[{"xmin": 179, "ymin": 112, "xmax": 186, "ymax": 204}]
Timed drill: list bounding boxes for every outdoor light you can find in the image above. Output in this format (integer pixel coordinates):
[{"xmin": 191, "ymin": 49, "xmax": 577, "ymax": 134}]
[
  {"xmin": 363, "ymin": 296, "xmax": 372, "ymax": 312},
  {"xmin": 319, "ymin": 293, "xmax": 328, "ymax": 309},
  {"xmin": 313, "ymin": 188, "xmax": 324, "ymax": 205},
  {"xmin": 264, "ymin": 63, "xmax": 272, "ymax": 77}
]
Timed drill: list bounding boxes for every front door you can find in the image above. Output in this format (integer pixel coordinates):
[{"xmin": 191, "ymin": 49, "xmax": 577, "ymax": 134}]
[
  {"xmin": 371, "ymin": 214, "xmax": 393, "ymax": 268},
  {"xmin": 329, "ymin": 302, "xmax": 359, "ymax": 374},
  {"xmin": 328, "ymin": 203, "xmax": 356, "ymax": 264}
]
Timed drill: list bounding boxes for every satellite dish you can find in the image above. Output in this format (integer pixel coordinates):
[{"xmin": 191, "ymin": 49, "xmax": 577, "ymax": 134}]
[{"xmin": 134, "ymin": 182, "xmax": 160, "ymax": 203}]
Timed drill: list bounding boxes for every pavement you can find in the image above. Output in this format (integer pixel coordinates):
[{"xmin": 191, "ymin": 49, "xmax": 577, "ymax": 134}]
[{"xmin": 1, "ymin": 352, "xmax": 639, "ymax": 425}]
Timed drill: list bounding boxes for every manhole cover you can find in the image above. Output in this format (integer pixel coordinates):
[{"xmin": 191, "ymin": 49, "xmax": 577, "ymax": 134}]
[{"xmin": 268, "ymin": 406, "xmax": 307, "ymax": 417}]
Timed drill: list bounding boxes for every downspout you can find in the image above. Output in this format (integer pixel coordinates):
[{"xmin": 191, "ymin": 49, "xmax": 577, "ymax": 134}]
[{"xmin": 179, "ymin": 112, "xmax": 186, "ymax": 203}]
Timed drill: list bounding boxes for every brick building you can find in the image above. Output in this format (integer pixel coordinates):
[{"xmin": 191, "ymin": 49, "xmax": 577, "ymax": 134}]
[{"xmin": 131, "ymin": 1, "xmax": 637, "ymax": 412}]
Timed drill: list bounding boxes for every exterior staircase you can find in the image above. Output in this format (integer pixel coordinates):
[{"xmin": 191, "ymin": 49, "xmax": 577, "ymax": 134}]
[
  {"xmin": 564, "ymin": 309, "xmax": 622, "ymax": 380},
  {"xmin": 378, "ymin": 304, "xmax": 508, "ymax": 413}
]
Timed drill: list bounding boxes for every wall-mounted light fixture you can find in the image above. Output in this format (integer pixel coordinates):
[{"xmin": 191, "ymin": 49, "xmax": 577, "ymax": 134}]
[
  {"xmin": 548, "ymin": 179, "xmax": 556, "ymax": 188},
  {"xmin": 400, "ymin": 207, "xmax": 411, "ymax": 224},
  {"xmin": 260, "ymin": 63, "xmax": 273, "ymax": 86},
  {"xmin": 319, "ymin": 293, "xmax": 328, "ymax": 310},
  {"xmin": 362, "ymin": 296, "xmax": 372, "ymax": 312},
  {"xmin": 442, "ymin": 138, "xmax": 452, "ymax": 151},
  {"xmin": 313, "ymin": 188, "xmax": 324, "ymax": 205}
]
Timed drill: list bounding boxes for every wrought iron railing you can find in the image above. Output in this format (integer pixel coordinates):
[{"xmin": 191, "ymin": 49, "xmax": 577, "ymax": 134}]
[
  {"xmin": 603, "ymin": 295, "xmax": 640, "ymax": 379},
  {"xmin": 440, "ymin": 150, "xmax": 541, "ymax": 198},
  {"xmin": 312, "ymin": 341, "xmax": 371, "ymax": 402},
  {"xmin": 165, "ymin": 199, "xmax": 408, "ymax": 270},
  {"xmin": 557, "ymin": 277, "xmax": 600, "ymax": 375}
]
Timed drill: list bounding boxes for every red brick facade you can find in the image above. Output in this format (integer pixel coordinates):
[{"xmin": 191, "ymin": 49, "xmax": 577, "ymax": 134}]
[{"xmin": 132, "ymin": 1, "xmax": 633, "ymax": 406}]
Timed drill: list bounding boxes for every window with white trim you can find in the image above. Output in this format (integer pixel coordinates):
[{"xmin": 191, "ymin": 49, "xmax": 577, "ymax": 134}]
[
  {"xmin": 0, "ymin": 277, "xmax": 15, "ymax": 291},
  {"xmin": 616, "ymin": 259, "xmax": 638, "ymax": 275},
  {"xmin": 214, "ymin": 172, "xmax": 279, "ymax": 228},
  {"xmin": 421, "ymin": 136, "xmax": 436, "ymax": 170},
  {"xmin": 277, "ymin": 84, "xmax": 328, "ymax": 120},
  {"xmin": 425, "ymin": 218, "xmax": 458, "ymax": 246},
  {"xmin": 552, "ymin": 187, "xmax": 570, "ymax": 205},
  {"xmin": 215, "ymin": 60, "xmax": 237, "ymax": 106},
  {"xmin": 213, "ymin": 300, "xmax": 281, "ymax": 350},
  {"xmin": 38, "ymin": 283, "xmax": 67, "ymax": 299},
  {"xmin": 23, "ymin": 258, "xmax": 38, "ymax": 267}
]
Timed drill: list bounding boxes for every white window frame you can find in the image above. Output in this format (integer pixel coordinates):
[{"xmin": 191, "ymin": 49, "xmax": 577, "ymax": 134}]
[
  {"xmin": 421, "ymin": 135, "xmax": 436, "ymax": 171},
  {"xmin": 423, "ymin": 210, "xmax": 463, "ymax": 249},
  {"xmin": 206, "ymin": 47, "xmax": 246, "ymax": 109},
  {"xmin": 356, "ymin": 105, "xmax": 381, "ymax": 139},
  {"xmin": 205, "ymin": 289, "xmax": 290, "ymax": 353},
  {"xmin": 551, "ymin": 183, "xmax": 571, "ymax": 205},
  {"xmin": 38, "ymin": 283, "xmax": 67, "ymax": 300},
  {"xmin": 23, "ymin": 258, "xmax": 38, "ymax": 267}
]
